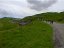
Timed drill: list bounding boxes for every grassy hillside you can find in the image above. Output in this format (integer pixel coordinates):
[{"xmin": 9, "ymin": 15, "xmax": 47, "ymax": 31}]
[
  {"xmin": 0, "ymin": 18, "xmax": 53, "ymax": 48},
  {"xmin": 0, "ymin": 17, "xmax": 19, "ymax": 31},
  {"xmin": 0, "ymin": 12, "xmax": 64, "ymax": 48},
  {"xmin": 22, "ymin": 12, "xmax": 64, "ymax": 23}
]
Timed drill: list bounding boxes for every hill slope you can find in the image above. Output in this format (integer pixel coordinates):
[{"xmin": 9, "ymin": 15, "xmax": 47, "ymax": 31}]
[{"xmin": 0, "ymin": 18, "xmax": 53, "ymax": 48}]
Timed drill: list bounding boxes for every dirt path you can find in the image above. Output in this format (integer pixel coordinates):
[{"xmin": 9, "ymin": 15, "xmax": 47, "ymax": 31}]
[
  {"xmin": 52, "ymin": 22, "xmax": 64, "ymax": 48},
  {"xmin": 43, "ymin": 21, "xmax": 64, "ymax": 48}
]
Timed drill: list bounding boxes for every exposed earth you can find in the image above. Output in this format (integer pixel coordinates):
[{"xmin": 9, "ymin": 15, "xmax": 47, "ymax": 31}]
[
  {"xmin": 52, "ymin": 22, "xmax": 64, "ymax": 48},
  {"xmin": 44, "ymin": 21, "xmax": 64, "ymax": 48}
]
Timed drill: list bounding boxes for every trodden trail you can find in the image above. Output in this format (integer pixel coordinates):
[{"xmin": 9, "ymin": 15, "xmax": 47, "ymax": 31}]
[
  {"xmin": 44, "ymin": 21, "xmax": 64, "ymax": 48},
  {"xmin": 52, "ymin": 22, "xmax": 64, "ymax": 48}
]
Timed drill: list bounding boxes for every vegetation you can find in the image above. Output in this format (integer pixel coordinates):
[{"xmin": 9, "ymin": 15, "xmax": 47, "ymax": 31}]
[
  {"xmin": 21, "ymin": 12, "xmax": 64, "ymax": 23},
  {"xmin": 1, "ymin": 11, "xmax": 64, "ymax": 48},
  {"xmin": 0, "ymin": 17, "xmax": 53, "ymax": 48}
]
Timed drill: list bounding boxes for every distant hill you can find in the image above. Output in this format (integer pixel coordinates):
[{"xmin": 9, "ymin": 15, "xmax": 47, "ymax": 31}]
[{"xmin": 21, "ymin": 12, "xmax": 64, "ymax": 23}]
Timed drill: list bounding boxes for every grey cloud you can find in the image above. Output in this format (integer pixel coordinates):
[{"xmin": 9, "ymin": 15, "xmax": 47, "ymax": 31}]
[
  {"xmin": 27, "ymin": 0, "xmax": 57, "ymax": 11},
  {"xmin": 0, "ymin": 9, "xmax": 11, "ymax": 17},
  {"xmin": 0, "ymin": 9, "xmax": 23, "ymax": 18}
]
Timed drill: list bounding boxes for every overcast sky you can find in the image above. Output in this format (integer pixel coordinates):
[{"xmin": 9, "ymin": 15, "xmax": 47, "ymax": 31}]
[{"xmin": 0, "ymin": 0, "xmax": 64, "ymax": 18}]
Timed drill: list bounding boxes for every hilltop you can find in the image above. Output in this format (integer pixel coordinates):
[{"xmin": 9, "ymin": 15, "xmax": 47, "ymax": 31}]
[{"xmin": 21, "ymin": 12, "xmax": 64, "ymax": 24}]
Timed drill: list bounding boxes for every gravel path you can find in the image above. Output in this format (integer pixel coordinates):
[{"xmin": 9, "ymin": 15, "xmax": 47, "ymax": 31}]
[
  {"xmin": 52, "ymin": 22, "xmax": 64, "ymax": 48},
  {"xmin": 43, "ymin": 21, "xmax": 64, "ymax": 48}
]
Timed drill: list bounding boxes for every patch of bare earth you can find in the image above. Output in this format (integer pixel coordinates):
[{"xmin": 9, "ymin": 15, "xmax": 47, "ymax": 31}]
[{"xmin": 52, "ymin": 22, "xmax": 64, "ymax": 48}]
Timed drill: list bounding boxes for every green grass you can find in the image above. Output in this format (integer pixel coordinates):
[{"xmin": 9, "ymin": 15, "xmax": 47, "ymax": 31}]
[
  {"xmin": 0, "ymin": 18, "xmax": 19, "ymax": 31},
  {"xmin": 0, "ymin": 19, "xmax": 53, "ymax": 48}
]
